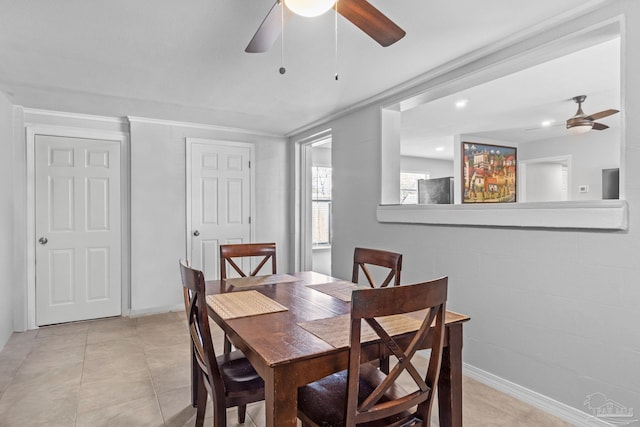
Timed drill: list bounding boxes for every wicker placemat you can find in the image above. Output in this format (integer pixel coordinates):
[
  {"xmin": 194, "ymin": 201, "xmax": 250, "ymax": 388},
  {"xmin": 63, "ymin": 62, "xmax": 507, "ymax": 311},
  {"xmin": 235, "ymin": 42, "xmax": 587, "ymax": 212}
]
[
  {"xmin": 223, "ymin": 274, "xmax": 300, "ymax": 288},
  {"xmin": 307, "ymin": 281, "xmax": 359, "ymax": 302},
  {"xmin": 298, "ymin": 313, "xmax": 422, "ymax": 348},
  {"xmin": 207, "ymin": 290, "xmax": 288, "ymax": 320}
]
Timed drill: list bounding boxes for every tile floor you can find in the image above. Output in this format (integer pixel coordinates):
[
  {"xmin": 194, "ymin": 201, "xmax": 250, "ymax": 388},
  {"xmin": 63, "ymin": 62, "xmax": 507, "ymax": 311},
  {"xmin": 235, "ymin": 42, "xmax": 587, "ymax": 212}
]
[{"xmin": 0, "ymin": 312, "xmax": 574, "ymax": 427}]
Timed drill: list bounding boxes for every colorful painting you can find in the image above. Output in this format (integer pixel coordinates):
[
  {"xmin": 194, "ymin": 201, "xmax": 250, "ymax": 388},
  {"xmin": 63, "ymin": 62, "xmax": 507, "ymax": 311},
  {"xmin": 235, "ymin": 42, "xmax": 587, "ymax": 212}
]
[{"xmin": 462, "ymin": 142, "xmax": 516, "ymax": 203}]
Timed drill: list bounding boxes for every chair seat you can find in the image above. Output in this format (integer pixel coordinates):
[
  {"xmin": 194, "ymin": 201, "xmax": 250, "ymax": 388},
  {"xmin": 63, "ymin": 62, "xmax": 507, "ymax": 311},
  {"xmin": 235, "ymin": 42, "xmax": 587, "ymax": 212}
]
[
  {"xmin": 297, "ymin": 364, "xmax": 415, "ymax": 427},
  {"xmin": 218, "ymin": 350, "xmax": 264, "ymax": 394}
]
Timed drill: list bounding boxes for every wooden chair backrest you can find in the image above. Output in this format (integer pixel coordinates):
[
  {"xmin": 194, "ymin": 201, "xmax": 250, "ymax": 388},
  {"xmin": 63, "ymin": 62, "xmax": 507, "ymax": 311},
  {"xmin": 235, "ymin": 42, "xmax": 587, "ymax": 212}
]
[
  {"xmin": 179, "ymin": 260, "xmax": 226, "ymax": 402},
  {"xmin": 346, "ymin": 277, "xmax": 448, "ymax": 426},
  {"xmin": 352, "ymin": 247, "xmax": 402, "ymax": 288},
  {"xmin": 219, "ymin": 243, "xmax": 277, "ymax": 279}
]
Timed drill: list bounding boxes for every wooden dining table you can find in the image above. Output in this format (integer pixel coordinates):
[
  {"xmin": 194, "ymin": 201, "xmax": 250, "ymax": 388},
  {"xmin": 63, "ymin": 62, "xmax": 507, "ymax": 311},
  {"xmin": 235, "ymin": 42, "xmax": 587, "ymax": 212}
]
[{"xmin": 204, "ymin": 271, "xmax": 470, "ymax": 427}]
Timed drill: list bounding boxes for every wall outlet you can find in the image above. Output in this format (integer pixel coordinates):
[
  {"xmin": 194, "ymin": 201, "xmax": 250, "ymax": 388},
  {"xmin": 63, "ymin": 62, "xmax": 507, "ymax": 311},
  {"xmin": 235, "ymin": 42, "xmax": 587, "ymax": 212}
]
[{"xmin": 578, "ymin": 185, "xmax": 589, "ymax": 193}]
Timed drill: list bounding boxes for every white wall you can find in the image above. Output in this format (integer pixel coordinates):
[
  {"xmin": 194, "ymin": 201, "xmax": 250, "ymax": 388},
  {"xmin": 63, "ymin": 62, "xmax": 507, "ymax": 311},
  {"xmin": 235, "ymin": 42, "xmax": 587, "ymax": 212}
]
[
  {"xmin": 523, "ymin": 162, "xmax": 566, "ymax": 202},
  {"xmin": 129, "ymin": 120, "xmax": 289, "ymax": 314},
  {"xmin": 292, "ymin": 0, "xmax": 640, "ymax": 417},
  {"xmin": 0, "ymin": 92, "xmax": 14, "ymax": 349},
  {"xmin": 401, "ymin": 156, "xmax": 453, "ymax": 178},
  {"xmin": 9, "ymin": 111, "xmax": 289, "ymax": 325},
  {"xmin": 519, "ymin": 129, "xmax": 620, "ymax": 200}
]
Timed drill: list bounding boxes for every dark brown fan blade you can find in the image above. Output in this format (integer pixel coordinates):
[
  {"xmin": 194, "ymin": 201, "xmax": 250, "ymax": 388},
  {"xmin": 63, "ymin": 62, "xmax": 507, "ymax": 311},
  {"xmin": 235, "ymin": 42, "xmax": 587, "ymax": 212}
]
[
  {"xmin": 585, "ymin": 109, "xmax": 619, "ymax": 121},
  {"xmin": 246, "ymin": 1, "xmax": 293, "ymax": 53},
  {"xmin": 592, "ymin": 122, "xmax": 609, "ymax": 131},
  {"xmin": 337, "ymin": 0, "xmax": 405, "ymax": 47}
]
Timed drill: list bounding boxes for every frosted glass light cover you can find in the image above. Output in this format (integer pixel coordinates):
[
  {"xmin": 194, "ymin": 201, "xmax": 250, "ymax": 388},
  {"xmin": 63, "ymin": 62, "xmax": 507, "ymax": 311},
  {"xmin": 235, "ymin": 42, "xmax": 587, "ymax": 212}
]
[
  {"xmin": 284, "ymin": 0, "xmax": 335, "ymax": 17},
  {"xmin": 568, "ymin": 124, "xmax": 592, "ymax": 134}
]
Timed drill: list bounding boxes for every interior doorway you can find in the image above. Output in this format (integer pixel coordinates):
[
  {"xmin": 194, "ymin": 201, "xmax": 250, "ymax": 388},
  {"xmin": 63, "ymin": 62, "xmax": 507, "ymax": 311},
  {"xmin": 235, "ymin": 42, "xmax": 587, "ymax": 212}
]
[
  {"xmin": 310, "ymin": 139, "xmax": 332, "ymax": 275},
  {"xmin": 519, "ymin": 156, "xmax": 570, "ymax": 202},
  {"xmin": 295, "ymin": 131, "xmax": 332, "ymax": 273}
]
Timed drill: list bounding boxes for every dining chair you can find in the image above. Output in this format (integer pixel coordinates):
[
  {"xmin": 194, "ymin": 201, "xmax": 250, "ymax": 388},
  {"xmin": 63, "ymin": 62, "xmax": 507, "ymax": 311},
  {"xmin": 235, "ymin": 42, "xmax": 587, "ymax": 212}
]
[
  {"xmin": 219, "ymin": 242, "xmax": 277, "ymax": 279},
  {"xmin": 219, "ymin": 242, "xmax": 277, "ymax": 352},
  {"xmin": 352, "ymin": 247, "xmax": 403, "ymax": 373},
  {"xmin": 179, "ymin": 260, "xmax": 265, "ymax": 426},
  {"xmin": 352, "ymin": 247, "xmax": 403, "ymax": 289},
  {"xmin": 297, "ymin": 276, "xmax": 448, "ymax": 427}
]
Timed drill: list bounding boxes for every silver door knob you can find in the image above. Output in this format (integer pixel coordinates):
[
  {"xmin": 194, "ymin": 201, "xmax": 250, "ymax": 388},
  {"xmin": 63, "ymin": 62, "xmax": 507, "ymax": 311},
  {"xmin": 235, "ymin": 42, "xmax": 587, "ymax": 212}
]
[
  {"xmin": 39, "ymin": 237, "xmax": 48, "ymax": 245},
  {"xmin": 193, "ymin": 230, "xmax": 200, "ymax": 237}
]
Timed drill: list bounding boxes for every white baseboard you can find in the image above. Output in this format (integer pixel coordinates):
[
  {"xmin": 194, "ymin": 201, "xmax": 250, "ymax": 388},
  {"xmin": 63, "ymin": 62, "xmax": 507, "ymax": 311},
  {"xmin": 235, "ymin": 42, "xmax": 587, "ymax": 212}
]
[
  {"xmin": 128, "ymin": 304, "xmax": 184, "ymax": 318},
  {"xmin": 463, "ymin": 363, "xmax": 613, "ymax": 427}
]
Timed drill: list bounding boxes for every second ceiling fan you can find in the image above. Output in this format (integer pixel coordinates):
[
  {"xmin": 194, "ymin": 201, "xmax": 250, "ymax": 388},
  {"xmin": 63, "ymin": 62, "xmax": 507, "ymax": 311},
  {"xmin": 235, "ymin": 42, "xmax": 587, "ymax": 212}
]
[
  {"xmin": 566, "ymin": 95, "xmax": 619, "ymax": 133},
  {"xmin": 245, "ymin": 0, "xmax": 405, "ymax": 53}
]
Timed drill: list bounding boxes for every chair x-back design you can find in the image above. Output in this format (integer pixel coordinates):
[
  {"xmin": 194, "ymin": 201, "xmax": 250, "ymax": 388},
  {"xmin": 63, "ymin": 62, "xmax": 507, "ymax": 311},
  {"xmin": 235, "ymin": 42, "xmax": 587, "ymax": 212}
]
[
  {"xmin": 220, "ymin": 242, "xmax": 277, "ymax": 279},
  {"xmin": 352, "ymin": 247, "xmax": 403, "ymax": 289},
  {"xmin": 297, "ymin": 277, "xmax": 448, "ymax": 427}
]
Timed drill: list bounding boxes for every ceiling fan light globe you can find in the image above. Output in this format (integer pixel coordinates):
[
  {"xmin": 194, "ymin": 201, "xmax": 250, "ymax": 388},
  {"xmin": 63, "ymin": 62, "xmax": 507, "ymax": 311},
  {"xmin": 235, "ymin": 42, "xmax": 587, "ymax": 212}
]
[
  {"xmin": 567, "ymin": 123, "xmax": 592, "ymax": 134},
  {"xmin": 284, "ymin": 0, "xmax": 335, "ymax": 17}
]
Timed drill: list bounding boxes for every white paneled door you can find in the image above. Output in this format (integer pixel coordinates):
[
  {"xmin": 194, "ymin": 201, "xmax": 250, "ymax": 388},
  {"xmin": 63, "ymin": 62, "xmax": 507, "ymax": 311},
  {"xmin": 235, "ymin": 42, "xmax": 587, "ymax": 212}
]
[
  {"xmin": 35, "ymin": 135, "xmax": 121, "ymax": 326},
  {"xmin": 188, "ymin": 140, "xmax": 252, "ymax": 280}
]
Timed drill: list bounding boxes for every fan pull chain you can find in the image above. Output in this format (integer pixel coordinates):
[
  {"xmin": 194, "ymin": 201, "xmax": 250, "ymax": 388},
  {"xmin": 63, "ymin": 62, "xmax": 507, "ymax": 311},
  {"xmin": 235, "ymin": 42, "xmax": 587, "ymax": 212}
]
[
  {"xmin": 279, "ymin": 0, "xmax": 286, "ymax": 75},
  {"xmin": 334, "ymin": 0, "xmax": 339, "ymax": 81}
]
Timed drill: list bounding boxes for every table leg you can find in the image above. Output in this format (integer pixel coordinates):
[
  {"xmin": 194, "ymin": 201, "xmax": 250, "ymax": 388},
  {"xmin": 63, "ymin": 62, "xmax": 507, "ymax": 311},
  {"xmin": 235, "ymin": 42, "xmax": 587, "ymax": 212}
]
[
  {"xmin": 265, "ymin": 365, "xmax": 298, "ymax": 427},
  {"xmin": 438, "ymin": 323, "xmax": 463, "ymax": 427}
]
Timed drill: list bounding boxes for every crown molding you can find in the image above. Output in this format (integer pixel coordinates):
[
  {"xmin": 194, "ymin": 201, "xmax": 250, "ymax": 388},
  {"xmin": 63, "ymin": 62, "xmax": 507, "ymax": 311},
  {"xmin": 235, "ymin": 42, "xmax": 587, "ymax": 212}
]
[
  {"xmin": 127, "ymin": 116, "xmax": 283, "ymax": 139},
  {"xmin": 23, "ymin": 107, "xmax": 126, "ymax": 125}
]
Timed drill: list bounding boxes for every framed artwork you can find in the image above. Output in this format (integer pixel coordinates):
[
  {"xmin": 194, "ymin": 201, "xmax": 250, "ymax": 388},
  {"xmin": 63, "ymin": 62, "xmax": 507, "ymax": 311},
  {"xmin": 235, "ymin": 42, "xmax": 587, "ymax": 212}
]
[{"xmin": 462, "ymin": 142, "xmax": 517, "ymax": 203}]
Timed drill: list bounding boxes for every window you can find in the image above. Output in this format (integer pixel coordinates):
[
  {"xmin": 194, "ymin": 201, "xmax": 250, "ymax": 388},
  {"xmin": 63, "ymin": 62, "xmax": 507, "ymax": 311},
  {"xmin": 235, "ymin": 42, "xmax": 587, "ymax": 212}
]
[
  {"xmin": 312, "ymin": 166, "xmax": 332, "ymax": 245},
  {"xmin": 400, "ymin": 172, "xmax": 428, "ymax": 204}
]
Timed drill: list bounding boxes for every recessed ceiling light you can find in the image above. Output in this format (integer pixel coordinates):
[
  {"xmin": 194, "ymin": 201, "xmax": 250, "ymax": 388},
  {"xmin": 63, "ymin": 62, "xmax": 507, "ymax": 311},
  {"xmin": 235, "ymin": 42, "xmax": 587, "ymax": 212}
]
[
  {"xmin": 455, "ymin": 99, "xmax": 468, "ymax": 109},
  {"xmin": 541, "ymin": 119, "xmax": 555, "ymax": 127},
  {"xmin": 435, "ymin": 146, "xmax": 445, "ymax": 152}
]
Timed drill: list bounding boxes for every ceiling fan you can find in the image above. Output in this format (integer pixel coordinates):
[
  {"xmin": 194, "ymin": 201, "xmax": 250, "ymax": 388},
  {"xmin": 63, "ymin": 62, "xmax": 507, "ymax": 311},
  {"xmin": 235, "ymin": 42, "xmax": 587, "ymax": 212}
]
[
  {"xmin": 245, "ymin": 0, "xmax": 406, "ymax": 53},
  {"xmin": 566, "ymin": 95, "xmax": 619, "ymax": 134}
]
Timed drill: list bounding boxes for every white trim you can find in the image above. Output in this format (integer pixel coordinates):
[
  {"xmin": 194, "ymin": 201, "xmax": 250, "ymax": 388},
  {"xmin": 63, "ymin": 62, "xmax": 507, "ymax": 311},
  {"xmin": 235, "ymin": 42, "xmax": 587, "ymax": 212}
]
[
  {"xmin": 23, "ymin": 108, "xmax": 127, "ymax": 125},
  {"xmin": 376, "ymin": 200, "xmax": 628, "ymax": 230},
  {"xmin": 128, "ymin": 304, "xmax": 184, "ymax": 318},
  {"xmin": 25, "ymin": 124, "xmax": 130, "ymax": 330},
  {"xmin": 128, "ymin": 116, "xmax": 282, "ymax": 138},
  {"xmin": 293, "ymin": 129, "xmax": 332, "ymax": 272},
  {"xmin": 184, "ymin": 138, "xmax": 256, "ymax": 263},
  {"xmin": 463, "ymin": 363, "xmax": 614, "ymax": 427}
]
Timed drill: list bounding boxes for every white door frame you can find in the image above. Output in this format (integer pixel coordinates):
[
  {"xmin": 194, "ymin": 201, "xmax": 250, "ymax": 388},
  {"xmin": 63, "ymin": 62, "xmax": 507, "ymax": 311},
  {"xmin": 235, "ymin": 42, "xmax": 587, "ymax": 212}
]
[
  {"xmin": 25, "ymin": 124, "xmax": 130, "ymax": 330},
  {"xmin": 519, "ymin": 155, "xmax": 572, "ymax": 202},
  {"xmin": 185, "ymin": 138, "xmax": 256, "ymax": 263},
  {"xmin": 293, "ymin": 129, "xmax": 331, "ymax": 272}
]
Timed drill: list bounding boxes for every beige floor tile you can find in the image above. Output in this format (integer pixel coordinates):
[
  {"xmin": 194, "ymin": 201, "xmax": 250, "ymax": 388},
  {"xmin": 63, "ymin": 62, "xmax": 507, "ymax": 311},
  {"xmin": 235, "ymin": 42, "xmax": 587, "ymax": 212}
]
[
  {"xmin": 157, "ymin": 385, "xmax": 212, "ymax": 427},
  {"xmin": 0, "ymin": 381, "xmax": 78, "ymax": 426},
  {"xmin": 86, "ymin": 325, "xmax": 138, "ymax": 344},
  {"xmin": 86, "ymin": 316, "xmax": 137, "ymax": 332},
  {"xmin": 35, "ymin": 321, "xmax": 89, "ymax": 338},
  {"xmin": 148, "ymin": 360, "xmax": 191, "ymax": 394},
  {"xmin": 144, "ymin": 343, "xmax": 190, "ymax": 370},
  {"xmin": 84, "ymin": 336, "xmax": 144, "ymax": 361},
  {"xmin": 75, "ymin": 395, "xmax": 164, "ymax": 427},
  {"xmin": 16, "ymin": 345, "xmax": 85, "ymax": 376},
  {"xmin": 33, "ymin": 332, "xmax": 88, "ymax": 352},
  {"xmin": 0, "ymin": 311, "xmax": 582, "ymax": 427},
  {"xmin": 81, "ymin": 352, "xmax": 149, "ymax": 384},
  {"xmin": 76, "ymin": 373, "xmax": 155, "ymax": 414},
  {"xmin": 139, "ymin": 330, "xmax": 190, "ymax": 351}
]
